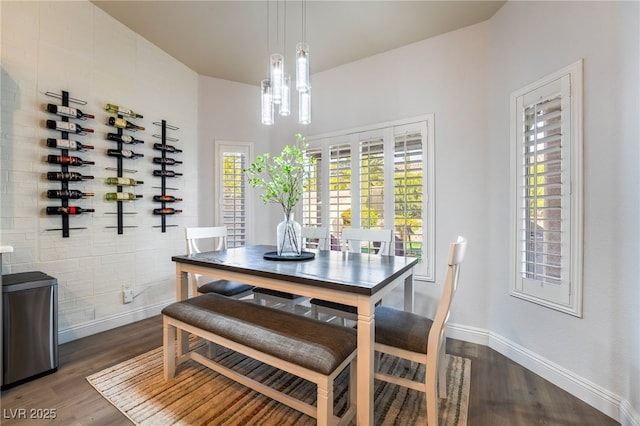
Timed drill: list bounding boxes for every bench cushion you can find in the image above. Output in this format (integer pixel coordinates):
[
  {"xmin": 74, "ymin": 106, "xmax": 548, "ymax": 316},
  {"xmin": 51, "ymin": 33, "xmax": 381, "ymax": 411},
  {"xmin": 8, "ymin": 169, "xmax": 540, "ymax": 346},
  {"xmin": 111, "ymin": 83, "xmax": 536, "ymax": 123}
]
[{"xmin": 162, "ymin": 294, "xmax": 357, "ymax": 375}]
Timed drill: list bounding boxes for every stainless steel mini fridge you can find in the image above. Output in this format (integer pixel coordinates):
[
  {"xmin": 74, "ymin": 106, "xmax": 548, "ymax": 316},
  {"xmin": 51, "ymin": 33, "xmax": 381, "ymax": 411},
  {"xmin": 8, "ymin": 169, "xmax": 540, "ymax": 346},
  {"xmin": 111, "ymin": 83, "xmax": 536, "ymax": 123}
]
[{"xmin": 2, "ymin": 271, "xmax": 58, "ymax": 390}]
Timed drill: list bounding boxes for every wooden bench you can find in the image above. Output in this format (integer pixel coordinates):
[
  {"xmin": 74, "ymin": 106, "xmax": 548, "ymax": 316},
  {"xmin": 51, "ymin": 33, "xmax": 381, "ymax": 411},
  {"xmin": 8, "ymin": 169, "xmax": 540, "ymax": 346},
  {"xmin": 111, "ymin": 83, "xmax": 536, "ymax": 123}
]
[{"xmin": 162, "ymin": 293, "xmax": 357, "ymax": 426}]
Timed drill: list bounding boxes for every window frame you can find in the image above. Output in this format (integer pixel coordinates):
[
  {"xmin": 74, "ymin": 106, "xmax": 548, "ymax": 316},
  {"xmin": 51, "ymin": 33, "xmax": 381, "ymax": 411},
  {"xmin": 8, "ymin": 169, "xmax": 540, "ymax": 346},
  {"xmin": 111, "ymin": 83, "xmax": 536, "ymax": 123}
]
[
  {"xmin": 509, "ymin": 60, "xmax": 584, "ymax": 317},
  {"xmin": 305, "ymin": 115, "xmax": 435, "ymax": 281}
]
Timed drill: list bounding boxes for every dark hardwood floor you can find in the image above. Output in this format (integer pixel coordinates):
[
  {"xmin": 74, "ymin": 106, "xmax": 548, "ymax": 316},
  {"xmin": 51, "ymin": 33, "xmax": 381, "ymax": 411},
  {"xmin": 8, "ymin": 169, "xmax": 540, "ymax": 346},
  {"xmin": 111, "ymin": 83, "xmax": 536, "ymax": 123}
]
[{"xmin": 1, "ymin": 315, "xmax": 619, "ymax": 425}]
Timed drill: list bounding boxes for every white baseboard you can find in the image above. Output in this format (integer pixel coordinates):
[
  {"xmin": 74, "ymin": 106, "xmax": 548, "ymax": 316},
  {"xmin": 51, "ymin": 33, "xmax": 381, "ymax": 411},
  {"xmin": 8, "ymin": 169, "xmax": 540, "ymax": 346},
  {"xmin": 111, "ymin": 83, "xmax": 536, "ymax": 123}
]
[
  {"xmin": 448, "ymin": 323, "xmax": 640, "ymax": 426},
  {"xmin": 58, "ymin": 299, "xmax": 174, "ymax": 344}
]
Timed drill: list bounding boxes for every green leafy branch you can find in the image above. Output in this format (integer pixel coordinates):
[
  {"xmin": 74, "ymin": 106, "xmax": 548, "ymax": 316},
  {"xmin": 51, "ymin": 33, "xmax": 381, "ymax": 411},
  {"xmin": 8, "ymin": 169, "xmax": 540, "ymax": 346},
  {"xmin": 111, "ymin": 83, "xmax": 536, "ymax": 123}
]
[{"xmin": 244, "ymin": 134, "xmax": 314, "ymax": 216}]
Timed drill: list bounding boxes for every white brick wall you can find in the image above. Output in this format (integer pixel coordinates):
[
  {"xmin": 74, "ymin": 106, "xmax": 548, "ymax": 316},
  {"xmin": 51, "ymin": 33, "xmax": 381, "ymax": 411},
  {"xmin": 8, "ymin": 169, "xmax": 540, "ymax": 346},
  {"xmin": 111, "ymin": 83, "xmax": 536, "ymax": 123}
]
[{"xmin": 1, "ymin": 1, "xmax": 199, "ymax": 342}]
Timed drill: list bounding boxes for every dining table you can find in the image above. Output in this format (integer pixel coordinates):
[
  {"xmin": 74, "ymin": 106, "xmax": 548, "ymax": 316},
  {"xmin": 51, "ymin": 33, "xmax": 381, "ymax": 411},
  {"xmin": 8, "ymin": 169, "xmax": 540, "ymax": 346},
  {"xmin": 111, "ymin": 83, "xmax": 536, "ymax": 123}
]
[{"xmin": 172, "ymin": 244, "xmax": 418, "ymax": 426}]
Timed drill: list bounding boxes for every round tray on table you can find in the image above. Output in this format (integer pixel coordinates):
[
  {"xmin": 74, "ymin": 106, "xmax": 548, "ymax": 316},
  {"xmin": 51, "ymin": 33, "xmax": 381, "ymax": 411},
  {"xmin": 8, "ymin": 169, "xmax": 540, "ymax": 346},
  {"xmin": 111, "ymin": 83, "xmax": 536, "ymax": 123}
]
[{"xmin": 263, "ymin": 251, "xmax": 316, "ymax": 261}]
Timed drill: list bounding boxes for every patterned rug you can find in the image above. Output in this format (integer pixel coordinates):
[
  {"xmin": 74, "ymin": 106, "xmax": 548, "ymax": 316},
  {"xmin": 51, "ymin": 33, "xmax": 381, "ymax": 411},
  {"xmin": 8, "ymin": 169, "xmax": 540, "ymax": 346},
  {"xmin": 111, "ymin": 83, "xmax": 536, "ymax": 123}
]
[{"xmin": 87, "ymin": 343, "xmax": 470, "ymax": 425}]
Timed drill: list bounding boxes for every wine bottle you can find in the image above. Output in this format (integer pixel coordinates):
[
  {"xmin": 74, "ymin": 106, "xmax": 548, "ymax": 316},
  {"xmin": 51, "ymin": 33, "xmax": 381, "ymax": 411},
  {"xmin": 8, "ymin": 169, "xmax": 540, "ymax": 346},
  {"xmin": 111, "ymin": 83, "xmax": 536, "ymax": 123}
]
[
  {"xmin": 152, "ymin": 157, "xmax": 183, "ymax": 165},
  {"xmin": 46, "ymin": 103, "xmax": 94, "ymax": 119},
  {"xmin": 153, "ymin": 143, "xmax": 182, "ymax": 153},
  {"xmin": 105, "ymin": 103, "xmax": 143, "ymax": 119},
  {"xmin": 153, "ymin": 170, "xmax": 183, "ymax": 177},
  {"xmin": 46, "ymin": 206, "xmax": 95, "ymax": 215},
  {"xmin": 46, "ymin": 189, "xmax": 94, "ymax": 199},
  {"xmin": 46, "ymin": 171, "xmax": 94, "ymax": 181},
  {"xmin": 46, "ymin": 138, "xmax": 94, "ymax": 151},
  {"xmin": 152, "ymin": 195, "xmax": 183, "ymax": 202},
  {"xmin": 105, "ymin": 192, "xmax": 143, "ymax": 201},
  {"xmin": 107, "ymin": 149, "xmax": 144, "ymax": 159},
  {"xmin": 46, "ymin": 120, "xmax": 94, "ymax": 134},
  {"xmin": 153, "ymin": 208, "xmax": 183, "ymax": 215},
  {"xmin": 47, "ymin": 154, "xmax": 95, "ymax": 166},
  {"xmin": 106, "ymin": 133, "xmax": 144, "ymax": 144},
  {"xmin": 105, "ymin": 177, "xmax": 143, "ymax": 186},
  {"xmin": 108, "ymin": 117, "xmax": 145, "ymax": 131}
]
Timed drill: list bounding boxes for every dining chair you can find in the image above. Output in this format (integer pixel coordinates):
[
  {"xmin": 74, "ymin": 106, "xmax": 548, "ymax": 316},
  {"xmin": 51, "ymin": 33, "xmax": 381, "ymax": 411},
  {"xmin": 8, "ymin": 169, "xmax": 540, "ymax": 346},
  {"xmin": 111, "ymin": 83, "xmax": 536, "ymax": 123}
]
[
  {"xmin": 374, "ymin": 236, "xmax": 467, "ymax": 426},
  {"xmin": 341, "ymin": 227, "xmax": 393, "ymax": 255},
  {"xmin": 185, "ymin": 227, "xmax": 255, "ymax": 299},
  {"xmin": 301, "ymin": 226, "xmax": 330, "ymax": 250},
  {"xmin": 310, "ymin": 228, "xmax": 393, "ymax": 325}
]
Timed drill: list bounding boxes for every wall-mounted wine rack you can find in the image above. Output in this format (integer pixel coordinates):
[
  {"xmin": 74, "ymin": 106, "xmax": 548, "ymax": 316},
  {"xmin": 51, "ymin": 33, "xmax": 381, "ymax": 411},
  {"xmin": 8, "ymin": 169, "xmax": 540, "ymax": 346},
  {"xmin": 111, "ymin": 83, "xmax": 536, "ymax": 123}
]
[
  {"xmin": 104, "ymin": 105, "xmax": 145, "ymax": 234},
  {"xmin": 44, "ymin": 90, "xmax": 95, "ymax": 238},
  {"xmin": 152, "ymin": 120, "xmax": 183, "ymax": 232}
]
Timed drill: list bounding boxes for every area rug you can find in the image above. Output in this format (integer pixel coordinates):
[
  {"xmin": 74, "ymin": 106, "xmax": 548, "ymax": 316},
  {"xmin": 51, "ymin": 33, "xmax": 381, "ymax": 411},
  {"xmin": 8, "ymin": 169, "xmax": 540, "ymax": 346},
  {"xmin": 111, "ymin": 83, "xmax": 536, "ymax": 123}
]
[{"xmin": 87, "ymin": 343, "xmax": 470, "ymax": 425}]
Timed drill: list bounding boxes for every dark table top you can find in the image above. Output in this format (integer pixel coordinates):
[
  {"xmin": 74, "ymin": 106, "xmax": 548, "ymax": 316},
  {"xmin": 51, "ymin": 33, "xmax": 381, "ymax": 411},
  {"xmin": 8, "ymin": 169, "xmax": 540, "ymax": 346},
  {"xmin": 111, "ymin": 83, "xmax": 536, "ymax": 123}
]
[{"xmin": 172, "ymin": 245, "xmax": 418, "ymax": 296}]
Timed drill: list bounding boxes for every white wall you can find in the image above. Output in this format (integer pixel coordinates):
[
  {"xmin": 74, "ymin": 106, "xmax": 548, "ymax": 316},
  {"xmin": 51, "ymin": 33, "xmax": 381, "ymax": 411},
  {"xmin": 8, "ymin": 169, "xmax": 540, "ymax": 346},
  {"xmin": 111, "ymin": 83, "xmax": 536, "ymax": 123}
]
[
  {"xmin": 0, "ymin": 1, "xmax": 199, "ymax": 342},
  {"xmin": 486, "ymin": 1, "xmax": 639, "ymax": 422}
]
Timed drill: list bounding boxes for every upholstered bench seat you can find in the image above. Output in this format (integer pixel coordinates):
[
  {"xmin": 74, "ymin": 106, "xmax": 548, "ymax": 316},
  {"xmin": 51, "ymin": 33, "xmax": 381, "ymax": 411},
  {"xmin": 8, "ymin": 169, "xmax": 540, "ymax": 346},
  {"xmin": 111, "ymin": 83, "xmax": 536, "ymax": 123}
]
[{"xmin": 162, "ymin": 293, "xmax": 357, "ymax": 426}]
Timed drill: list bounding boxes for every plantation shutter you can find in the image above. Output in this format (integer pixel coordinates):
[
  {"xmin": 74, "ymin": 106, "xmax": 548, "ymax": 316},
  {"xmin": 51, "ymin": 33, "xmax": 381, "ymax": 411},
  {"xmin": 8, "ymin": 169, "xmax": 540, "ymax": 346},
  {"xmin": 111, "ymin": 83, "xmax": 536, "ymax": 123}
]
[
  {"xmin": 514, "ymin": 74, "xmax": 573, "ymax": 307},
  {"xmin": 393, "ymin": 129, "xmax": 424, "ymax": 260},
  {"xmin": 303, "ymin": 116, "xmax": 434, "ymax": 280},
  {"xmin": 359, "ymin": 135, "xmax": 385, "ymax": 230},
  {"xmin": 302, "ymin": 147, "xmax": 323, "ymax": 227},
  {"xmin": 328, "ymin": 142, "xmax": 352, "ymax": 247},
  {"xmin": 219, "ymin": 146, "xmax": 248, "ymax": 247}
]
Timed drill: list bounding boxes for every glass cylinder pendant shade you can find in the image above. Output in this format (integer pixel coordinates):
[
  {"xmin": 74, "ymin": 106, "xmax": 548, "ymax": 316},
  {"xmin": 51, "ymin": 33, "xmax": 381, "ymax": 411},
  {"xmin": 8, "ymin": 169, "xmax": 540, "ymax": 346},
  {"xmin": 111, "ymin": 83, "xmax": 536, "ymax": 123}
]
[
  {"xmin": 270, "ymin": 53, "xmax": 284, "ymax": 105},
  {"xmin": 296, "ymin": 42, "xmax": 310, "ymax": 91},
  {"xmin": 261, "ymin": 79, "xmax": 274, "ymax": 125},
  {"xmin": 279, "ymin": 74, "xmax": 291, "ymax": 116},
  {"xmin": 298, "ymin": 88, "xmax": 311, "ymax": 125}
]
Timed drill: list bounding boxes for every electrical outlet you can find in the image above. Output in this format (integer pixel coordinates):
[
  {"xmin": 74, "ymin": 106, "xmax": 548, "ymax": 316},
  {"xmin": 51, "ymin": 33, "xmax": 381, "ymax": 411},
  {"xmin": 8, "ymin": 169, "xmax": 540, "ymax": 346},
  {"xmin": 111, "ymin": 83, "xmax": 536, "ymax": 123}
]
[{"xmin": 123, "ymin": 289, "xmax": 134, "ymax": 304}]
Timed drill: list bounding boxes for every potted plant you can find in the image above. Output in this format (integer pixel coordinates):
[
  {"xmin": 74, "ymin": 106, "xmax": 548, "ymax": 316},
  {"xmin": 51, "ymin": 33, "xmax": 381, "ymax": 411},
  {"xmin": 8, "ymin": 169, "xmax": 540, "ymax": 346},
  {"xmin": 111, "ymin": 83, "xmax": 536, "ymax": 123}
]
[{"xmin": 244, "ymin": 134, "xmax": 313, "ymax": 256}]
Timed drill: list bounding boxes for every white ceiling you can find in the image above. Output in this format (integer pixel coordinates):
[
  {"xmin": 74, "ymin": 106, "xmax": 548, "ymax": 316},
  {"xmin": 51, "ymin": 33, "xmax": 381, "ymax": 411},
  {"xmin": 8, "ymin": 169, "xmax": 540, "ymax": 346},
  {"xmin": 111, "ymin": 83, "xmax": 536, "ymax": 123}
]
[{"xmin": 92, "ymin": 1, "xmax": 506, "ymax": 86}]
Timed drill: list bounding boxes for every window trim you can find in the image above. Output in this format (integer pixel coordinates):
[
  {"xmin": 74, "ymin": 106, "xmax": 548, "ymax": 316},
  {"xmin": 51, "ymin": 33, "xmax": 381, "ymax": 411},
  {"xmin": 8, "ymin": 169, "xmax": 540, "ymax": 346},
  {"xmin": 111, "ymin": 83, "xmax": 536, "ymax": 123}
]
[
  {"xmin": 509, "ymin": 60, "xmax": 583, "ymax": 317},
  {"xmin": 306, "ymin": 115, "xmax": 435, "ymax": 281}
]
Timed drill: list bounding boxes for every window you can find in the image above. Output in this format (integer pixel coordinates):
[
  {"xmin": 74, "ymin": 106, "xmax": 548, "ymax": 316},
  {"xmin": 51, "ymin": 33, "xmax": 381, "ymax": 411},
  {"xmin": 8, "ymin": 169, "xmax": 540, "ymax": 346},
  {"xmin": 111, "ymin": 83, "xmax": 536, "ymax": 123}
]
[
  {"xmin": 215, "ymin": 141, "xmax": 252, "ymax": 248},
  {"xmin": 510, "ymin": 60, "xmax": 583, "ymax": 316},
  {"xmin": 303, "ymin": 116, "xmax": 435, "ymax": 280}
]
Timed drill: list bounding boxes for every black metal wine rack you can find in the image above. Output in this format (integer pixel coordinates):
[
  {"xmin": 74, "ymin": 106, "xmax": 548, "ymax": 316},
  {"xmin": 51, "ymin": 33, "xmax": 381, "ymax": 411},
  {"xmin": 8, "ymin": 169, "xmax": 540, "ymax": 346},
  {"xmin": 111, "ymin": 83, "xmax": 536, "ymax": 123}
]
[
  {"xmin": 152, "ymin": 120, "xmax": 181, "ymax": 232},
  {"xmin": 105, "ymin": 109, "xmax": 143, "ymax": 234},
  {"xmin": 44, "ymin": 90, "xmax": 93, "ymax": 238}
]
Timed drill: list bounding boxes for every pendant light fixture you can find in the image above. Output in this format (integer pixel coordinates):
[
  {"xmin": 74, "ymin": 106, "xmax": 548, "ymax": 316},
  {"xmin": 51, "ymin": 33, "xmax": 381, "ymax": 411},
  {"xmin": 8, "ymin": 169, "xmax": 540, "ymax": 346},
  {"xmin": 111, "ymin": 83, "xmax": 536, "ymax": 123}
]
[
  {"xmin": 279, "ymin": 73, "xmax": 291, "ymax": 116},
  {"xmin": 261, "ymin": 79, "xmax": 274, "ymax": 125},
  {"xmin": 260, "ymin": 0, "xmax": 310, "ymax": 125}
]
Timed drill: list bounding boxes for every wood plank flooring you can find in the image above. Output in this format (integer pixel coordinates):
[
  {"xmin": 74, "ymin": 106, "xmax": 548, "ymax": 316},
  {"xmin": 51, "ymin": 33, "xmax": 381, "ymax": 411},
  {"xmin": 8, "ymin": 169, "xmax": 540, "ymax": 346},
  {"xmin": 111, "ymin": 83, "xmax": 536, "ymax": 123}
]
[{"xmin": 0, "ymin": 315, "xmax": 619, "ymax": 425}]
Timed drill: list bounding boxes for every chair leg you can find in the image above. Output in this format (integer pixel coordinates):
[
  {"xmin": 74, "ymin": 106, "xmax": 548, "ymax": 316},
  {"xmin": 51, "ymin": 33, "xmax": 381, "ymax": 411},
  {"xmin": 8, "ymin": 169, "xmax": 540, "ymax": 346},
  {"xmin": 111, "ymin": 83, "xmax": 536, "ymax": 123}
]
[
  {"xmin": 349, "ymin": 358, "xmax": 357, "ymax": 412},
  {"xmin": 163, "ymin": 320, "xmax": 176, "ymax": 380},
  {"xmin": 311, "ymin": 304, "xmax": 320, "ymax": 319},
  {"xmin": 425, "ymin": 356, "xmax": 438, "ymax": 426},
  {"xmin": 207, "ymin": 341, "xmax": 219, "ymax": 359},
  {"xmin": 438, "ymin": 344, "xmax": 447, "ymax": 399}
]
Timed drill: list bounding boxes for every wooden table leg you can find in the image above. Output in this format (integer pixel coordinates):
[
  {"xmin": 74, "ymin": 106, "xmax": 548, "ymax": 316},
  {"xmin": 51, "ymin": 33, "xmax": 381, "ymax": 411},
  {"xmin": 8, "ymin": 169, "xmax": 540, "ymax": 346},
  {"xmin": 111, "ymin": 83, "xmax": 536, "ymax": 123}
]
[
  {"xmin": 404, "ymin": 271, "xmax": 414, "ymax": 313},
  {"xmin": 175, "ymin": 268, "xmax": 189, "ymax": 356},
  {"xmin": 356, "ymin": 299, "xmax": 374, "ymax": 425}
]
